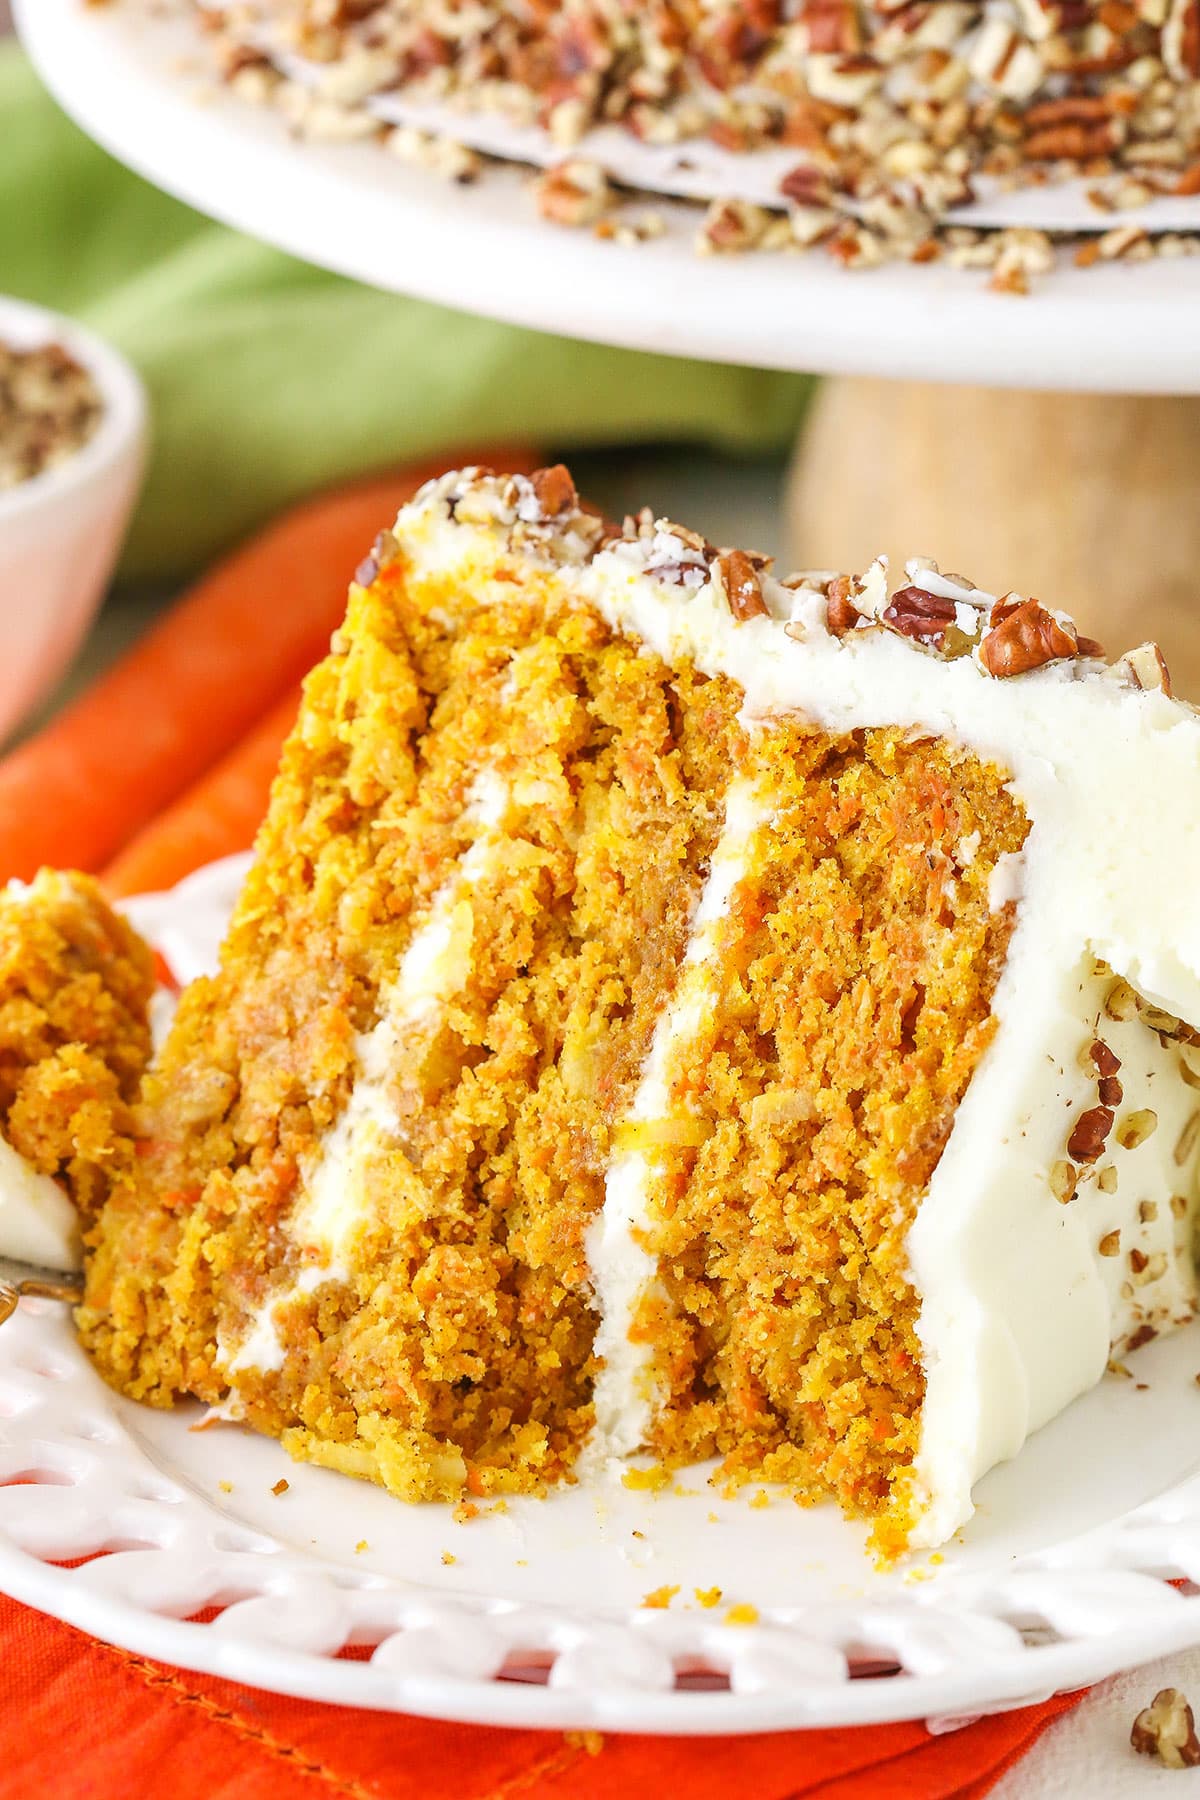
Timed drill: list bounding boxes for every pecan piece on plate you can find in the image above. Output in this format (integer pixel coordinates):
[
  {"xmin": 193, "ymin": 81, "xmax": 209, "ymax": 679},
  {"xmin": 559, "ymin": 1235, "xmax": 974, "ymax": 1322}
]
[{"xmin": 1131, "ymin": 1688, "xmax": 1200, "ymax": 1768}]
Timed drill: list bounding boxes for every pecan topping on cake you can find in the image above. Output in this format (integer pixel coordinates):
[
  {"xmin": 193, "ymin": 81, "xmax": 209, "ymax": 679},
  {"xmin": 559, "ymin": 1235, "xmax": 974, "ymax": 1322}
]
[
  {"xmin": 824, "ymin": 575, "xmax": 862, "ymax": 638},
  {"xmin": 881, "ymin": 586, "xmax": 959, "ymax": 646},
  {"xmin": 197, "ymin": 0, "xmax": 1200, "ymax": 280},
  {"xmin": 530, "ymin": 464, "xmax": 578, "ymax": 519},
  {"xmin": 719, "ymin": 550, "xmax": 769, "ymax": 622},
  {"xmin": 980, "ymin": 600, "xmax": 1079, "ymax": 678},
  {"xmin": 1068, "ymin": 1104, "xmax": 1115, "ymax": 1163},
  {"xmin": 1120, "ymin": 642, "xmax": 1174, "ymax": 697}
]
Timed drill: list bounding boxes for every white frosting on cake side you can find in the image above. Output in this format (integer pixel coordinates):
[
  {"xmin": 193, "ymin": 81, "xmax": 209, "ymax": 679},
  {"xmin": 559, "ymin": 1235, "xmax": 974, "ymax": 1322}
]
[
  {"xmin": 393, "ymin": 473, "xmax": 1200, "ymax": 1547},
  {"xmin": 0, "ymin": 1135, "xmax": 82, "ymax": 1274}
]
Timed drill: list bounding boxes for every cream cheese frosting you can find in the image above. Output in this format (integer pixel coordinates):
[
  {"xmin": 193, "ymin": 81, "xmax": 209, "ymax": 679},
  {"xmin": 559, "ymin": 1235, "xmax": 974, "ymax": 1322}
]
[
  {"xmin": 0, "ymin": 1134, "xmax": 82, "ymax": 1274},
  {"xmin": 373, "ymin": 468, "xmax": 1200, "ymax": 1547}
]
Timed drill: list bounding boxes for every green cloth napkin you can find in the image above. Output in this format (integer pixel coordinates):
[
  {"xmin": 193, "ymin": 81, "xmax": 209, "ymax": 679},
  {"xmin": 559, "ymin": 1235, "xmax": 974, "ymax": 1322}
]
[{"xmin": 1, "ymin": 46, "xmax": 811, "ymax": 585}]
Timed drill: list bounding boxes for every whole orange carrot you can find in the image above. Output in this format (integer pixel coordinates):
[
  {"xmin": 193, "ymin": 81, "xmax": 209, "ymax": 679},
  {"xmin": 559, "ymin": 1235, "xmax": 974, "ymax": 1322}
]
[
  {"xmin": 101, "ymin": 688, "xmax": 301, "ymax": 899},
  {"xmin": 0, "ymin": 450, "xmax": 539, "ymax": 881}
]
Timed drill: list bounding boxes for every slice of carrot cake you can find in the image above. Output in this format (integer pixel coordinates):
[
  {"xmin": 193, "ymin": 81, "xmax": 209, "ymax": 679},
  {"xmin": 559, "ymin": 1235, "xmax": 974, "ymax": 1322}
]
[
  {"xmin": 0, "ymin": 870, "xmax": 155, "ymax": 1270},
  {"xmin": 70, "ymin": 465, "xmax": 1200, "ymax": 1553}
]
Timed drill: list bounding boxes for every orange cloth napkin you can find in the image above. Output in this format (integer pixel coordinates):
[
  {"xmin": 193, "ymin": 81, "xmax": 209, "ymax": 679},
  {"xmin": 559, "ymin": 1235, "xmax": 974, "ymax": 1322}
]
[
  {"xmin": 2, "ymin": 1598, "xmax": 1081, "ymax": 1800},
  {"xmin": 0, "ymin": 466, "xmax": 1086, "ymax": 1795}
]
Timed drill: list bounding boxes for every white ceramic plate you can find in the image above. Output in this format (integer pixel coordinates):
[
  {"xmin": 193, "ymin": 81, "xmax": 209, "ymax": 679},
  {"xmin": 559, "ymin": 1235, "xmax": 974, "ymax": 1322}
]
[
  {"xmin": 16, "ymin": 0, "xmax": 1200, "ymax": 393},
  {"xmin": 1, "ymin": 852, "xmax": 1200, "ymax": 1732}
]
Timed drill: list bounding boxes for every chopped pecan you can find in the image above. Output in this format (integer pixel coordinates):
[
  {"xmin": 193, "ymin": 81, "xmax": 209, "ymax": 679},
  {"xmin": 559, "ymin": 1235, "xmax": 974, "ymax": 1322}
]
[
  {"xmin": 1023, "ymin": 121, "xmax": 1123, "ymax": 161},
  {"xmin": 1023, "ymin": 95, "xmax": 1122, "ymax": 132},
  {"xmin": 881, "ymin": 585, "xmax": 958, "ymax": 646},
  {"xmin": 1117, "ymin": 1108, "xmax": 1157, "ymax": 1149},
  {"xmin": 535, "ymin": 160, "xmax": 614, "ymax": 227},
  {"xmin": 780, "ymin": 163, "xmax": 835, "ymax": 207},
  {"xmin": 1121, "ymin": 641, "xmax": 1174, "ymax": 696},
  {"xmin": 1131, "ymin": 1688, "xmax": 1200, "ymax": 1768},
  {"xmin": 1090, "ymin": 1040, "xmax": 1122, "ymax": 1078},
  {"xmin": 719, "ymin": 549, "xmax": 769, "ymax": 621},
  {"xmin": 1049, "ymin": 1159, "xmax": 1078, "ymax": 1203},
  {"xmin": 663, "ymin": 522, "xmax": 710, "ymax": 554},
  {"xmin": 979, "ymin": 600, "xmax": 1078, "ymax": 677},
  {"xmin": 825, "ymin": 574, "xmax": 861, "ymax": 637},
  {"xmin": 1067, "ymin": 1104, "xmax": 1115, "ymax": 1163},
  {"xmin": 219, "ymin": 42, "xmax": 273, "ymax": 80},
  {"xmin": 530, "ymin": 464, "xmax": 578, "ymax": 518},
  {"xmin": 1126, "ymin": 1323, "xmax": 1159, "ymax": 1353},
  {"xmin": 1165, "ymin": 0, "xmax": 1200, "ymax": 80},
  {"xmin": 354, "ymin": 528, "xmax": 398, "ymax": 589},
  {"xmin": 802, "ymin": 0, "xmax": 861, "ymax": 55},
  {"xmin": 697, "ymin": 198, "xmax": 773, "ymax": 253}
]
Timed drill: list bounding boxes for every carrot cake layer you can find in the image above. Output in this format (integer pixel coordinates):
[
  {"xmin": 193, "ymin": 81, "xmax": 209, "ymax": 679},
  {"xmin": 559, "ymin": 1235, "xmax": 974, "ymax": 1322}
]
[
  {"xmin": 63, "ymin": 464, "xmax": 1200, "ymax": 1552},
  {"xmin": 0, "ymin": 870, "xmax": 155, "ymax": 1269}
]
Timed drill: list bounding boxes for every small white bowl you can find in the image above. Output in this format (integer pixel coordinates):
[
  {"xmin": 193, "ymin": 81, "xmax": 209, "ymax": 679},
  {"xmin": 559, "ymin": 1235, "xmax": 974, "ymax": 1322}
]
[{"xmin": 0, "ymin": 295, "xmax": 148, "ymax": 744}]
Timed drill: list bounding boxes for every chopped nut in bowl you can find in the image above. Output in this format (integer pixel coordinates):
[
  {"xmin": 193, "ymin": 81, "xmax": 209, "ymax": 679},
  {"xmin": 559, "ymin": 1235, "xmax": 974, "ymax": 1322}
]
[{"xmin": 0, "ymin": 295, "xmax": 147, "ymax": 744}]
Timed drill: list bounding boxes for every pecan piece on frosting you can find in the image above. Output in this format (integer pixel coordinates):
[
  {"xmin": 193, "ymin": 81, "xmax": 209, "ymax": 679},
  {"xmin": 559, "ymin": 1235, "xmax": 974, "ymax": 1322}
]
[
  {"xmin": 1121, "ymin": 641, "xmax": 1174, "ymax": 697},
  {"xmin": 1067, "ymin": 1104, "xmax": 1115, "ymax": 1163},
  {"xmin": 719, "ymin": 549, "xmax": 769, "ymax": 622},
  {"xmin": 530, "ymin": 463, "xmax": 578, "ymax": 518},
  {"xmin": 979, "ymin": 599, "xmax": 1078, "ymax": 678},
  {"xmin": 881, "ymin": 585, "xmax": 958, "ymax": 646},
  {"xmin": 355, "ymin": 527, "xmax": 399, "ymax": 588},
  {"xmin": 1131, "ymin": 1688, "xmax": 1200, "ymax": 1768},
  {"xmin": 825, "ymin": 574, "xmax": 861, "ymax": 637}
]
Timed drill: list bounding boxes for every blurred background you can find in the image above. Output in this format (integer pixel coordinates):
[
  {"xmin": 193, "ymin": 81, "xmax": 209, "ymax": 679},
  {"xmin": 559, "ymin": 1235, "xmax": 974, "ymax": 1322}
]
[{"xmin": 0, "ymin": 2, "xmax": 808, "ymax": 750}]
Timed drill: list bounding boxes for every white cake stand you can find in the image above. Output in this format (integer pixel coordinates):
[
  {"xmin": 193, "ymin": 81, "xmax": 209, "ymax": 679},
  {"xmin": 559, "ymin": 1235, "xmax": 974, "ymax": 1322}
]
[{"xmin": 15, "ymin": 0, "xmax": 1200, "ymax": 393}]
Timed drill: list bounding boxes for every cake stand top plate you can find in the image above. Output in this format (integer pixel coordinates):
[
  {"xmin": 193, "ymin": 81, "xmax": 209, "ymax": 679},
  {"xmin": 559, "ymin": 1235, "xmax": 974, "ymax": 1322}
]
[{"xmin": 17, "ymin": 0, "xmax": 1200, "ymax": 394}]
